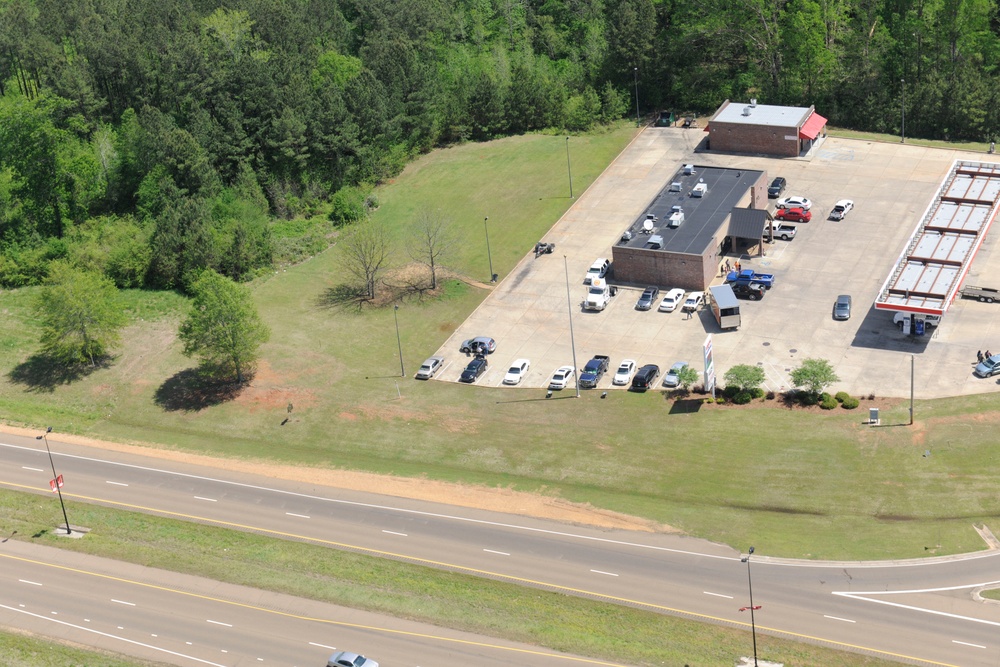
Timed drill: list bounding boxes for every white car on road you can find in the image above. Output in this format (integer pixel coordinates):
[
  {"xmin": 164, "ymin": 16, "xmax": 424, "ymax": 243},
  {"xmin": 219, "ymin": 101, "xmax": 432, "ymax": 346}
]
[
  {"xmin": 549, "ymin": 366, "xmax": 576, "ymax": 390},
  {"xmin": 658, "ymin": 288, "xmax": 686, "ymax": 312},
  {"xmin": 503, "ymin": 359, "xmax": 531, "ymax": 385},
  {"xmin": 776, "ymin": 195, "xmax": 812, "ymax": 210},
  {"xmin": 612, "ymin": 360, "xmax": 636, "ymax": 385}
]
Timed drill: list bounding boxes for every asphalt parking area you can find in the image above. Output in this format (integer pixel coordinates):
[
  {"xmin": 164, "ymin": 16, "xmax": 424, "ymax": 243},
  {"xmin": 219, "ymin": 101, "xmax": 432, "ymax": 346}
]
[{"xmin": 433, "ymin": 130, "xmax": 1000, "ymax": 399}]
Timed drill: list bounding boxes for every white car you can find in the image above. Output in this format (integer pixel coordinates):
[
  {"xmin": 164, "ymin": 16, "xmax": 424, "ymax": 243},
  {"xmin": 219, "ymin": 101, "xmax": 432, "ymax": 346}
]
[
  {"xmin": 829, "ymin": 199, "xmax": 854, "ymax": 220},
  {"xmin": 658, "ymin": 288, "xmax": 686, "ymax": 312},
  {"xmin": 776, "ymin": 195, "xmax": 812, "ymax": 210},
  {"xmin": 548, "ymin": 365, "xmax": 576, "ymax": 390},
  {"xmin": 612, "ymin": 359, "xmax": 636, "ymax": 385},
  {"xmin": 682, "ymin": 292, "xmax": 704, "ymax": 312},
  {"xmin": 503, "ymin": 359, "xmax": 531, "ymax": 385}
]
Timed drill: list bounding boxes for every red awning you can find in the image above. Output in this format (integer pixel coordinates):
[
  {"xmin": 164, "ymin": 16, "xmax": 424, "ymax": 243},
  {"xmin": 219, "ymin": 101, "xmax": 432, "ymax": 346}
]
[{"xmin": 799, "ymin": 112, "xmax": 827, "ymax": 140}]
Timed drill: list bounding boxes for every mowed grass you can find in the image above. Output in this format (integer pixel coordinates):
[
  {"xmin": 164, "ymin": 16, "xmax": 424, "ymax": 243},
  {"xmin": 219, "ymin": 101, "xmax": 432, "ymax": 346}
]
[
  {"xmin": 3, "ymin": 489, "xmax": 901, "ymax": 667},
  {"xmin": 1, "ymin": 123, "xmax": 1000, "ymax": 560},
  {"xmin": 0, "ymin": 628, "xmax": 164, "ymax": 666}
]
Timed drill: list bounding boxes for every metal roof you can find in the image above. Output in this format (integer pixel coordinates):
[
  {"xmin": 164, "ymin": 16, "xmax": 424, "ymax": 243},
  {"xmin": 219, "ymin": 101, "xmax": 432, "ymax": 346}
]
[
  {"xmin": 711, "ymin": 100, "xmax": 812, "ymax": 128},
  {"xmin": 875, "ymin": 160, "xmax": 1000, "ymax": 315},
  {"xmin": 617, "ymin": 165, "xmax": 764, "ymax": 255},
  {"xmin": 727, "ymin": 208, "xmax": 770, "ymax": 239},
  {"xmin": 709, "ymin": 284, "xmax": 739, "ymax": 309}
]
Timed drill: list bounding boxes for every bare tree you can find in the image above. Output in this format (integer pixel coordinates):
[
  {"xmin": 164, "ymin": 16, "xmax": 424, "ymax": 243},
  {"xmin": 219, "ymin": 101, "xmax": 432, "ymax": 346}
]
[
  {"xmin": 408, "ymin": 210, "xmax": 457, "ymax": 290},
  {"xmin": 341, "ymin": 219, "xmax": 391, "ymax": 300}
]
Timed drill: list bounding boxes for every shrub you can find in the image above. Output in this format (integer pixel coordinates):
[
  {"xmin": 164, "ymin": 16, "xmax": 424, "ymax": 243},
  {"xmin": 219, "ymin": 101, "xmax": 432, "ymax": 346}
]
[
  {"xmin": 868, "ymin": 392, "xmax": 876, "ymax": 400},
  {"xmin": 841, "ymin": 396, "xmax": 860, "ymax": 409},
  {"xmin": 722, "ymin": 385, "xmax": 740, "ymax": 399},
  {"xmin": 835, "ymin": 391, "xmax": 850, "ymax": 403},
  {"xmin": 751, "ymin": 387, "xmax": 766, "ymax": 399},
  {"xmin": 820, "ymin": 394, "xmax": 839, "ymax": 410},
  {"xmin": 731, "ymin": 391, "xmax": 751, "ymax": 404},
  {"xmin": 799, "ymin": 391, "xmax": 819, "ymax": 406},
  {"xmin": 765, "ymin": 390, "xmax": 775, "ymax": 400},
  {"xmin": 715, "ymin": 397, "xmax": 726, "ymax": 404}
]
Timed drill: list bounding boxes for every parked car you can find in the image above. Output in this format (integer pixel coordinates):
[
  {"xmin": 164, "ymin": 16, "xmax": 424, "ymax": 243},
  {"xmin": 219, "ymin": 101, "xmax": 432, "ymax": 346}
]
[
  {"xmin": 635, "ymin": 286, "xmax": 660, "ymax": 310},
  {"xmin": 893, "ymin": 312, "xmax": 941, "ymax": 329},
  {"xmin": 584, "ymin": 258, "xmax": 611, "ymax": 285},
  {"xmin": 459, "ymin": 357, "xmax": 489, "ymax": 383},
  {"xmin": 682, "ymin": 292, "xmax": 704, "ymax": 312},
  {"xmin": 328, "ymin": 651, "xmax": 378, "ymax": 667},
  {"xmin": 775, "ymin": 207, "xmax": 811, "ymax": 223},
  {"xmin": 974, "ymin": 354, "xmax": 1000, "ymax": 378},
  {"xmin": 503, "ymin": 358, "xmax": 531, "ymax": 385},
  {"xmin": 833, "ymin": 294, "xmax": 852, "ymax": 320},
  {"xmin": 663, "ymin": 362, "xmax": 688, "ymax": 388},
  {"xmin": 776, "ymin": 195, "xmax": 812, "ymax": 210},
  {"xmin": 732, "ymin": 283, "xmax": 766, "ymax": 300},
  {"xmin": 829, "ymin": 199, "xmax": 854, "ymax": 220},
  {"xmin": 415, "ymin": 356, "xmax": 444, "ymax": 380},
  {"xmin": 658, "ymin": 288, "xmax": 686, "ymax": 312},
  {"xmin": 549, "ymin": 365, "xmax": 576, "ymax": 390},
  {"xmin": 630, "ymin": 364, "xmax": 660, "ymax": 391},
  {"xmin": 767, "ymin": 177, "xmax": 787, "ymax": 198},
  {"xmin": 459, "ymin": 336, "xmax": 496, "ymax": 354},
  {"xmin": 773, "ymin": 223, "xmax": 797, "ymax": 240},
  {"xmin": 613, "ymin": 359, "xmax": 636, "ymax": 386}
]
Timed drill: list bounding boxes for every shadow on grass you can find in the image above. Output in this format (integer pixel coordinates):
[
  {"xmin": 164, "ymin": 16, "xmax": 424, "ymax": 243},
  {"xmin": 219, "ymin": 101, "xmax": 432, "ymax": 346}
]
[
  {"xmin": 154, "ymin": 368, "xmax": 247, "ymax": 412},
  {"xmin": 7, "ymin": 354, "xmax": 103, "ymax": 393},
  {"xmin": 316, "ymin": 283, "xmax": 371, "ymax": 311}
]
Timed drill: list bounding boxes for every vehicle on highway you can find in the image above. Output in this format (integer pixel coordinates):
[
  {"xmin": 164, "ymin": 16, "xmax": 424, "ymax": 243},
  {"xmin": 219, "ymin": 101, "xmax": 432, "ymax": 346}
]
[
  {"xmin": 662, "ymin": 362, "xmax": 688, "ymax": 388},
  {"xmin": 549, "ymin": 365, "xmax": 576, "ymax": 390},
  {"xmin": 767, "ymin": 176, "xmax": 786, "ymax": 198},
  {"xmin": 613, "ymin": 359, "xmax": 636, "ymax": 385},
  {"xmin": 630, "ymin": 364, "xmax": 660, "ymax": 391},
  {"xmin": 415, "ymin": 356, "xmax": 444, "ymax": 380},
  {"xmin": 658, "ymin": 288, "xmax": 686, "ymax": 312},
  {"xmin": 775, "ymin": 207, "xmax": 811, "ymax": 223},
  {"xmin": 776, "ymin": 195, "xmax": 812, "ymax": 210},
  {"xmin": 829, "ymin": 199, "xmax": 854, "ymax": 220},
  {"xmin": 635, "ymin": 286, "xmax": 660, "ymax": 310},
  {"xmin": 682, "ymin": 292, "xmax": 704, "ymax": 312},
  {"xmin": 974, "ymin": 354, "xmax": 1000, "ymax": 378},
  {"xmin": 503, "ymin": 359, "xmax": 530, "ymax": 385},
  {"xmin": 584, "ymin": 258, "xmax": 611, "ymax": 285},
  {"xmin": 833, "ymin": 294, "xmax": 852, "ymax": 320},
  {"xmin": 459, "ymin": 357, "xmax": 489, "ymax": 383},
  {"xmin": 328, "ymin": 651, "xmax": 379, "ymax": 667},
  {"xmin": 459, "ymin": 336, "xmax": 496, "ymax": 354},
  {"xmin": 773, "ymin": 223, "xmax": 797, "ymax": 240}
]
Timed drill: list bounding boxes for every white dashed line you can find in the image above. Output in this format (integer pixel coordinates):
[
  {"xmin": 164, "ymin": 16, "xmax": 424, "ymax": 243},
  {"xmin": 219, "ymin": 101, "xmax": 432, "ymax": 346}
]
[
  {"xmin": 953, "ymin": 640, "xmax": 986, "ymax": 649},
  {"xmin": 194, "ymin": 496, "xmax": 217, "ymax": 502},
  {"xmin": 111, "ymin": 599, "xmax": 136, "ymax": 607},
  {"xmin": 590, "ymin": 569, "xmax": 619, "ymax": 577},
  {"xmin": 483, "ymin": 549, "xmax": 510, "ymax": 556},
  {"xmin": 206, "ymin": 620, "xmax": 232, "ymax": 627},
  {"xmin": 18, "ymin": 579, "xmax": 42, "ymax": 586},
  {"xmin": 310, "ymin": 642, "xmax": 337, "ymax": 650},
  {"xmin": 381, "ymin": 530, "xmax": 407, "ymax": 536},
  {"xmin": 823, "ymin": 615, "xmax": 855, "ymax": 623},
  {"xmin": 285, "ymin": 512, "xmax": 310, "ymax": 519},
  {"xmin": 703, "ymin": 591, "xmax": 733, "ymax": 599},
  {"xmin": 21, "ymin": 466, "xmax": 43, "ymax": 472},
  {"xmin": 106, "ymin": 481, "xmax": 128, "ymax": 486}
]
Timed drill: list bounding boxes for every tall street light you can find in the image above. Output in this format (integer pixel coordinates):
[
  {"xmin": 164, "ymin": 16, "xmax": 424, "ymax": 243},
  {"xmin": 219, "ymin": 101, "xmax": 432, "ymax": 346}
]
[
  {"xmin": 562, "ymin": 256, "xmax": 581, "ymax": 398},
  {"xmin": 484, "ymin": 216, "xmax": 495, "ymax": 283},
  {"xmin": 36, "ymin": 427, "xmax": 71, "ymax": 535},
  {"xmin": 740, "ymin": 546, "xmax": 760, "ymax": 666},
  {"xmin": 565, "ymin": 137, "xmax": 574, "ymax": 199},
  {"xmin": 900, "ymin": 79, "xmax": 906, "ymax": 143},
  {"xmin": 633, "ymin": 67, "xmax": 640, "ymax": 127},
  {"xmin": 392, "ymin": 304, "xmax": 404, "ymax": 377}
]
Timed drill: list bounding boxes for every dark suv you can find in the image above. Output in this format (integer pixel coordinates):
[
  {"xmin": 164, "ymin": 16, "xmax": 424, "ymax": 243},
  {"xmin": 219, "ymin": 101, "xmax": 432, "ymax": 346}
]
[
  {"xmin": 767, "ymin": 177, "xmax": 786, "ymax": 198},
  {"xmin": 630, "ymin": 364, "xmax": 660, "ymax": 391}
]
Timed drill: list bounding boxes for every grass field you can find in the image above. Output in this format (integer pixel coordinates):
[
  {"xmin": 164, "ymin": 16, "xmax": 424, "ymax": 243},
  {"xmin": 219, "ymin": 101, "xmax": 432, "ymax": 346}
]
[
  {"xmin": 1, "ymin": 122, "xmax": 1000, "ymax": 560},
  {"xmin": 2, "ymin": 489, "xmax": 901, "ymax": 667},
  {"xmin": 0, "ymin": 628, "xmax": 163, "ymax": 667}
]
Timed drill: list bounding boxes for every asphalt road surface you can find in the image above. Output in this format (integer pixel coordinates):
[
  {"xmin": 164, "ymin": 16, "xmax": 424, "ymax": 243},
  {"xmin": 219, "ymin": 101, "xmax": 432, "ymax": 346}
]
[{"xmin": 3, "ymin": 434, "xmax": 1000, "ymax": 666}]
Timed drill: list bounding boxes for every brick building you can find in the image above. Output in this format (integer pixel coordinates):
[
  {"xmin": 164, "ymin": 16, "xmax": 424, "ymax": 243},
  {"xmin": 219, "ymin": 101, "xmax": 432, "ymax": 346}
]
[{"xmin": 706, "ymin": 100, "xmax": 827, "ymax": 157}]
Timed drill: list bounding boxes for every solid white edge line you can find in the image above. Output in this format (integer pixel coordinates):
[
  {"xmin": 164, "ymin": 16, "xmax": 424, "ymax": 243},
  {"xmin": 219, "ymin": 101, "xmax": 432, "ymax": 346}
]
[{"xmin": 835, "ymin": 591, "xmax": 1000, "ymax": 627}]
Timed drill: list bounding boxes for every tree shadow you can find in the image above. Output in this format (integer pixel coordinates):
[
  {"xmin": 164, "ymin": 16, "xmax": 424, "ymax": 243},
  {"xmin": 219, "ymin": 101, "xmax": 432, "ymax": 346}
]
[
  {"xmin": 316, "ymin": 283, "xmax": 371, "ymax": 311},
  {"xmin": 154, "ymin": 368, "xmax": 247, "ymax": 412},
  {"xmin": 7, "ymin": 354, "xmax": 102, "ymax": 393}
]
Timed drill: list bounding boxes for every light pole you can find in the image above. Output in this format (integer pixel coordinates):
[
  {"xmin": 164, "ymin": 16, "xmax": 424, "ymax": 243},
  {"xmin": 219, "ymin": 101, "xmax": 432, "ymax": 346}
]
[
  {"xmin": 565, "ymin": 137, "xmax": 573, "ymax": 198},
  {"xmin": 36, "ymin": 427, "xmax": 71, "ymax": 535},
  {"xmin": 740, "ymin": 546, "xmax": 760, "ymax": 666},
  {"xmin": 562, "ymin": 256, "xmax": 581, "ymax": 398},
  {"xmin": 633, "ymin": 67, "xmax": 640, "ymax": 127},
  {"xmin": 393, "ymin": 304, "xmax": 404, "ymax": 377},
  {"xmin": 900, "ymin": 79, "xmax": 905, "ymax": 143},
  {"xmin": 484, "ymin": 216, "xmax": 495, "ymax": 283}
]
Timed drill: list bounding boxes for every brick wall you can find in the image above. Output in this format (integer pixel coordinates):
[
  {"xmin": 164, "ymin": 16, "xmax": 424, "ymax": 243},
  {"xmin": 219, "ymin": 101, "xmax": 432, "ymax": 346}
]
[
  {"xmin": 611, "ymin": 246, "xmax": 717, "ymax": 292},
  {"xmin": 709, "ymin": 122, "xmax": 800, "ymax": 157}
]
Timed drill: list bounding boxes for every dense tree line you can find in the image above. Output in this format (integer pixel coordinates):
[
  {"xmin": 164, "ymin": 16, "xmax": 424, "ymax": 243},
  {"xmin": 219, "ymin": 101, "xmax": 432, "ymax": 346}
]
[{"xmin": 1, "ymin": 0, "xmax": 999, "ymax": 290}]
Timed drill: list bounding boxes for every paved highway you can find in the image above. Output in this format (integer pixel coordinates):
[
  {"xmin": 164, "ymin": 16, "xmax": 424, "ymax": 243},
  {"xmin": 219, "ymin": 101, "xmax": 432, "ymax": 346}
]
[{"xmin": 3, "ymin": 434, "xmax": 1000, "ymax": 666}]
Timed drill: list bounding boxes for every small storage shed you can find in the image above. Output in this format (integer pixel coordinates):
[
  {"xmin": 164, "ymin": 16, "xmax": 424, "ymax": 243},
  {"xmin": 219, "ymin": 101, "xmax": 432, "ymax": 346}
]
[{"xmin": 705, "ymin": 99, "xmax": 827, "ymax": 157}]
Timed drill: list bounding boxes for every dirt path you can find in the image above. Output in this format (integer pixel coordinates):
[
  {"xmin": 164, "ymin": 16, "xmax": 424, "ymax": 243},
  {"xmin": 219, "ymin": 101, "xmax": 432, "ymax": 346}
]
[{"xmin": 1, "ymin": 425, "xmax": 672, "ymax": 533}]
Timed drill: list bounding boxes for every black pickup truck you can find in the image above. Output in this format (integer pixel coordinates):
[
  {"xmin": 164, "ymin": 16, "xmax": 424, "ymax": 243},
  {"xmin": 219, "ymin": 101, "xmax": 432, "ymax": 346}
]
[{"xmin": 579, "ymin": 355, "xmax": 610, "ymax": 388}]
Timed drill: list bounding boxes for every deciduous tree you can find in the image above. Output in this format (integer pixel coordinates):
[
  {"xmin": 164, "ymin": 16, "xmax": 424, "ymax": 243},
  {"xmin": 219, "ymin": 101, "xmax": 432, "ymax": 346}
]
[
  {"xmin": 790, "ymin": 358, "xmax": 839, "ymax": 396},
  {"xmin": 341, "ymin": 219, "xmax": 391, "ymax": 301},
  {"xmin": 724, "ymin": 364, "xmax": 766, "ymax": 393},
  {"xmin": 408, "ymin": 210, "xmax": 456, "ymax": 290}
]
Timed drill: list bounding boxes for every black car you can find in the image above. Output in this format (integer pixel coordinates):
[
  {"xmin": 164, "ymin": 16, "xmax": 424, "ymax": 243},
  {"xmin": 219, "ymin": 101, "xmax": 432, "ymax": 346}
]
[
  {"xmin": 630, "ymin": 364, "xmax": 660, "ymax": 391},
  {"xmin": 635, "ymin": 286, "xmax": 660, "ymax": 310},
  {"xmin": 767, "ymin": 177, "xmax": 787, "ymax": 198},
  {"xmin": 732, "ymin": 283, "xmax": 766, "ymax": 301},
  {"xmin": 459, "ymin": 357, "xmax": 488, "ymax": 383}
]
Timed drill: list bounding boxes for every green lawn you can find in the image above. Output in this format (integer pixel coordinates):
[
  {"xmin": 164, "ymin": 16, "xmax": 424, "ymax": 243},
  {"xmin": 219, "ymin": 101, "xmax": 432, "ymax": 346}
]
[
  {"xmin": 1, "ymin": 123, "xmax": 999, "ymax": 560},
  {"xmin": 0, "ymin": 628, "xmax": 164, "ymax": 667},
  {"xmin": 2, "ymin": 489, "xmax": 901, "ymax": 667}
]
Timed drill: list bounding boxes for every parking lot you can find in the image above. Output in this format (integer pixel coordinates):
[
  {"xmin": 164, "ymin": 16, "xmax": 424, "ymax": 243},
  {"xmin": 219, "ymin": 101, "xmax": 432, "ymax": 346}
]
[{"xmin": 432, "ymin": 128, "xmax": 1000, "ymax": 399}]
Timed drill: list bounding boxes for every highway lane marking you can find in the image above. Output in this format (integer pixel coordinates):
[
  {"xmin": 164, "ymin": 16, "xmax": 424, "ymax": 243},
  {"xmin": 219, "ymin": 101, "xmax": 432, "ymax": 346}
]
[
  {"xmin": 0, "ymin": 443, "xmax": 732, "ymax": 561},
  {"xmin": 590, "ymin": 570, "xmax": 619, "ymax": 577},
  {"xmin": 483, "ymin": 549, "xmax": 510, "ymax": 556},
  {"xmin": 194, "ymin": 496, "xmax": 217, "ymax": 502},
  {"xmin": 21, "ymin": 466, "xmax": 43, "ymax": 472},
  {"xmin": 309, "ymin": 642, "xmax": 337, "ymax": 650},
  {"xmin": 106, "ymin": 481, "xmax": 129, "ymax": 487},
  {"xmin": 0, "ymin": 552, "xmax": 629, "ymax": 666},
  {"xmin": 207, "ymin": 619, "xmax": 232, "ymax": 627},
  {"xmin": 285, "ymin": 512, "xmax": 310, "ymax": 519},
  {"xmin": 18, "ymin": 579, "xmax": 41, "ymax": 586},
  {"xmin": 111, "ymin": 599, "xmax": 136, "ymax": 606},
  {"xmin": 0, "ymin": 604, "xmax": 226, "ymax": 667},
  {"xmin": 382, "ymin": 530, "xmax": 407, "ymax": 537},
  {"xmin": 823, "ymin": 615, "xmax": 855, "ymax": 623},
  {"xmin": 703, "ymin": 591, "xmax": 733, "ymax": 599},
  {"xmin": 953, "ymin": 640, "xmax": 985, "ymax": 648},
  {"xmin": 0, "ymin": 481, "xmax": 963, "ymax": 667},
  {"xmin": 835, "ymin": 582, "xmax": 1000, "ymax": 628}
]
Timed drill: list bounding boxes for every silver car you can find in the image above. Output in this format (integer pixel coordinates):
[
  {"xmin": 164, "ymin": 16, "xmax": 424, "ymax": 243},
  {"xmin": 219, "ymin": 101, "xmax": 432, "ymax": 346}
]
[
  {"xmin": 974, "ymin": 355, "xmax": 1000, "ymax": 378},
  {"xmin": 833, "ymin": 295, "xmax": 852, "ymax": 320},
  {"xmin": 415, "ymin": 356, "xmax": 444, "ymax": 379},
  {"xmin": 328, "ymin": 651, "xmax": 378, "ymax": 667}
]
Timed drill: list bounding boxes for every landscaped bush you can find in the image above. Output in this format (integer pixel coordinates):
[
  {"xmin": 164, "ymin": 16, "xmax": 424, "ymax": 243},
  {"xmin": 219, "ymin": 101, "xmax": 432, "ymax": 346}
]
[
  {"xmin": 797, "ymin": 391, "xmax": 819, "ymax": 406},
  {"xmin": 722, "ymin": 385, "xmax": 740, "ymax": 399},
  {"xmin": 835, "ymin": 391, "xmax": 850, "ymax": 403},
  {"xmin": 751, "ymin": 387, "xmax": 766, "ymax": 399},
  {"xmin": 733, "ymin": 391, "xmax": 753, "ymax": 404},
  {"xmin": 765, "ymin": 390, "xmax": 776, "ymax": 400},
  {"xmin": 820, "ymin": 393, "xmax": 839, "ymax": 410},
  {"xmin": 841, "ymin": 396, "xmax": 860, "ymax": 409}
]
